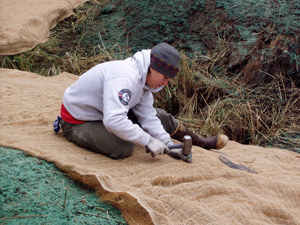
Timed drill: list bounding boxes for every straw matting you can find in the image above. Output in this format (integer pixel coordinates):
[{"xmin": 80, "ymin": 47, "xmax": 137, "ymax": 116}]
[
  {"xmin": 0, "ymin": 0, "xmax": 88, "ymax": 55},
  {"xmin": 1, "ymin": 68, "xmax": 300, "ymax": 224}
]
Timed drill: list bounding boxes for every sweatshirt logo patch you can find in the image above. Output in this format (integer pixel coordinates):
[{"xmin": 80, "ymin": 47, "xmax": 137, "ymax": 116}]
[{"xmin": 118, "ymin": 89, "xmax": 131, "ymax": 105}]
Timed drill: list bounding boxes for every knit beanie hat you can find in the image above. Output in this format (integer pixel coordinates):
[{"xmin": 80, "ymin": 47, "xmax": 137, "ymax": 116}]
[{"xmin": 150, "ymin": 43, "xmax": 181, "ymax": 78}]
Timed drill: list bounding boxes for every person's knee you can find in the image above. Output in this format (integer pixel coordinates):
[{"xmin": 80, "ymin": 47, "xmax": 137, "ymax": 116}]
[
  {"xmin": 155, "ymin": 108, "xmax": 178, "ymax": 134},
  {"xmin": 109, "ymin": 142, "xmax": 135, "ymax": 159},
  {"xmin": 155, "ymin": 108, "xmax": 166, "ymax": 119}
]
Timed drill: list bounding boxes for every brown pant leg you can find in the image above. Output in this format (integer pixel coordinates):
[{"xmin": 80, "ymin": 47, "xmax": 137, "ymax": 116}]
[
  {"xmin": 60, "ymin": 119, "xmax": 135, "ymax": 159},
  {"xmin": 155, "ymin": 108, "xmax": 179, "ymax": 136},
  {"xmin": 129, "ymin": 108, "xmax": 179, "ymax": 136}
]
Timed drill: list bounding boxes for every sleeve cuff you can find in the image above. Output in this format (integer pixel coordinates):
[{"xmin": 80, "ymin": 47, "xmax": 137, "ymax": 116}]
[{"xmin": 139, "ymin": 133, "xmax": 151, "ymax": 147}]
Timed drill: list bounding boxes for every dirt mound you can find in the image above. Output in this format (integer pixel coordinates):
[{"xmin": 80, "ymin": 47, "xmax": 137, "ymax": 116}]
[{"xmin": 1, "ymin": 1, "xmax": 299, "ymax": 85}]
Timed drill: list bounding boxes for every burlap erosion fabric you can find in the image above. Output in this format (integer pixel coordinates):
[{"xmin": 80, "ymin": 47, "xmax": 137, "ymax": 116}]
[
  {"xmin": 1, "ymin": 68, "xmax": 300, "ymax": 225},
  {"xmin": 0, "ymin": 0, "xmax": 88, "ymax": 55}
]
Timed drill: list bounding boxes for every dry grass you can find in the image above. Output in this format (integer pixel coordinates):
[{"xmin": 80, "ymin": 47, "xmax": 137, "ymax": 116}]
[{"xmin": 154, "ymin": 50, "xmax": 300, "ymax": 151}]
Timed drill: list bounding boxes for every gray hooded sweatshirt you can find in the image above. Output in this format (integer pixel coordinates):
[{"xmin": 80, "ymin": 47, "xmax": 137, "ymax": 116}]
[{"xmin": 62, "ymin": 49, "xmax": 172, "ymax": 147}]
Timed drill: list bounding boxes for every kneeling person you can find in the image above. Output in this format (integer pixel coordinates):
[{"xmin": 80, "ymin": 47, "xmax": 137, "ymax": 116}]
[{"xmin": 58, "ymin": 43, "xmax": 228, "ymax": 162}]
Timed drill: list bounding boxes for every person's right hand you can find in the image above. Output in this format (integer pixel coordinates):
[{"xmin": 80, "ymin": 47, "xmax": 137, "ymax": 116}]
[{"xmin": 146, "ymin": 137, "xmax": 168, "ymax": 157}]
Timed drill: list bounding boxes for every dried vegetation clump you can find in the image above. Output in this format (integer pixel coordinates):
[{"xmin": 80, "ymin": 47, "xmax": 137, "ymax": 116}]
[{"xmin": 154, "ymin": 44, "xmax": 299, "ymax": 152}]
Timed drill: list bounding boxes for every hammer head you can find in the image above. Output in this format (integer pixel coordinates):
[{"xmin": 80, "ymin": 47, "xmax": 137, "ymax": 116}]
[{"xmin": 182, "ymin": 135, "xmax": 192, "ymax": 155}]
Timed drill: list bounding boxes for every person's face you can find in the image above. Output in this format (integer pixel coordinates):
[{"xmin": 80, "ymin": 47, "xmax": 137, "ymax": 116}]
[{"xmin": 146, "ymin": 67, "xmax": 170, "ymax": 89}]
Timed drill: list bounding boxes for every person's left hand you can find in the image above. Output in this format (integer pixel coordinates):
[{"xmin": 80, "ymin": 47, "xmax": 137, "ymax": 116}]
[
  {"xmin": 168, "ymin": 148, "xmax": 192, "ymax": 163},
  {"xmin": 146, "ymin": 137, "xmax": 168, "ymax": 157}
]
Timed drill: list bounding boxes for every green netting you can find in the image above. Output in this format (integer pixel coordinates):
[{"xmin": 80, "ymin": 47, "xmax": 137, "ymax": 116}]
[{"xmin": 0, "ymin": 147, "xmax": 127, "ymax": 225}]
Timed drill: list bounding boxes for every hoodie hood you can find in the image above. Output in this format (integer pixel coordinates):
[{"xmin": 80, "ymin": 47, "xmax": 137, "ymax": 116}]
[
  {"xmin": 133, "ymin": 49, "xmax": 164, "ymax": 93},
  {"xmin": 133, "ymin": 49, "xmax": 150, "ymax": 77}
]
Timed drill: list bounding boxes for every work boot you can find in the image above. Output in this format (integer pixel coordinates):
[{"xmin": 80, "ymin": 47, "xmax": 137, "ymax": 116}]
[{"xmin": 171, "ymin": 123, "xmax": 228, "ymax": 150}]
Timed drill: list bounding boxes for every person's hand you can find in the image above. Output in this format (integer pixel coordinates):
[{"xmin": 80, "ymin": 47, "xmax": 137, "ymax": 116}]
[
  {"xmin": 146, "ymin": 137, "xmax": 168, "ymax": 157},
  {"xmin": 165, "ymin": 140, "xmax": 174, "ymax": 146},
  {"xmin": 168, "ymin": 148, "xmax": 192, "ymax": 163}
]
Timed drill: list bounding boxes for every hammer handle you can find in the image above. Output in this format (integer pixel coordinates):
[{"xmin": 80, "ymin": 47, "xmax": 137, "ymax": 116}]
[{"xmin": 167, "ymin": 143, "xmax": 183, "ymax": 150}]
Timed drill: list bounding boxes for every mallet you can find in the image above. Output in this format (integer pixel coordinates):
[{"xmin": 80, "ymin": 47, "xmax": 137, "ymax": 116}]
[{"xmin": 167, "ymin": 135, "xmax": 192, "ymax": 162}]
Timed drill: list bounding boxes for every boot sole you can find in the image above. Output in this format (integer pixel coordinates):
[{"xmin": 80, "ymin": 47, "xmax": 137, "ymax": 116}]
[{"xmin": 216, "ymin": 135, "xmax": 229, "ymax": 150}]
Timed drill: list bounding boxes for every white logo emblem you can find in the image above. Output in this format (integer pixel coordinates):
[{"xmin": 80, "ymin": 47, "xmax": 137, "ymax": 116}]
[{"xmin": 118, "ymin": 89, "xmax": 131, "ymax": 105}]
